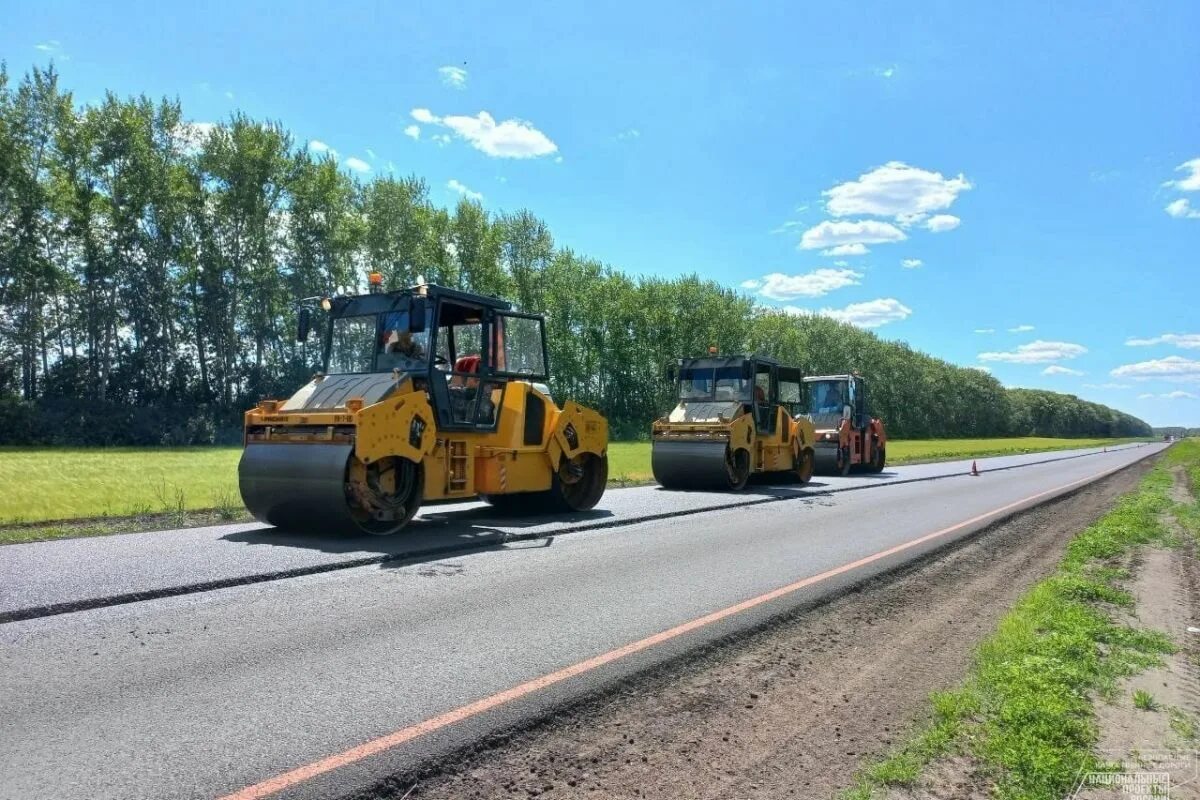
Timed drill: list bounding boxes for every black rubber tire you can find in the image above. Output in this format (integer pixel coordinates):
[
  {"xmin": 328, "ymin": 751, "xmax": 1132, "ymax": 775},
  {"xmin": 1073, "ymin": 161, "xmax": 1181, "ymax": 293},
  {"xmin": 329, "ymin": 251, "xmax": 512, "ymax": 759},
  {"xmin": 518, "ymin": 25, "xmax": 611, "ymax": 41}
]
[
  {"xmin": 726, "ymin": 448, "xmax": 751, "ymax": 491},
  {"xmin": 550, "ymin": 452, "xmax": 608, "ymax": 511},
  {"xmin": 866, "ymin": 441, "xmax": 886, "ymax": 473},
  {"xmin": 794, "ymin": 448, "xmax": 815, "ymax": 484},
  {"xmin": 351, "ymin": 458, "xmax": 423, "ymax": 535},
  {"xmin": 485, "ymin": 453, "xmax": 608, "ymax": 514},
  {"xmin": 836, "ymin": 445, "xmax": 852, "ymax": 477}
]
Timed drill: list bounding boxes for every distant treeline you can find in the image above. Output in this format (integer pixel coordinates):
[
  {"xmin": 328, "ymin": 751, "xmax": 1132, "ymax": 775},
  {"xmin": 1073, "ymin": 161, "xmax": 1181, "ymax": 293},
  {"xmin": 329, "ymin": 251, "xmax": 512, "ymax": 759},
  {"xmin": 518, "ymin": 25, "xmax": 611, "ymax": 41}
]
[
  {"xmin": 1155, "ymin": 428, "xmax": 1200, "ymax": 438},
  {"xmin": 0, "ymin": 66, "xmax": 1152, "ymax": 445}
]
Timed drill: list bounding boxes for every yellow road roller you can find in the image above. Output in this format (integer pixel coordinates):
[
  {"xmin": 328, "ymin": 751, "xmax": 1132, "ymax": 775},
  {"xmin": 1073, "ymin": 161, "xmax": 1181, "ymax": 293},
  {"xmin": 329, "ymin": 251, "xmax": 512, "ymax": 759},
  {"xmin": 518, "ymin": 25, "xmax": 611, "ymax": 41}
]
[
  {"xmin": 651, "ymin": 354, "xmax": 817, "ymax": 490},
  {"xmin": 239, "ymin": 277, "xmax": 608, "ymax": 535}
]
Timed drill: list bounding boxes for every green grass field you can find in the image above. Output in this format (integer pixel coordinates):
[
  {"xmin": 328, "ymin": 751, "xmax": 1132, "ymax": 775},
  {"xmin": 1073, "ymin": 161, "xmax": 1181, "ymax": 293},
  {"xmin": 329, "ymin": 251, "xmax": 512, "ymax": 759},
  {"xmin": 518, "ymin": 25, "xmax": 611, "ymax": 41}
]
[{"xmin": 0, "ymin": 436, "xmax": 1146, "ymax": 527}]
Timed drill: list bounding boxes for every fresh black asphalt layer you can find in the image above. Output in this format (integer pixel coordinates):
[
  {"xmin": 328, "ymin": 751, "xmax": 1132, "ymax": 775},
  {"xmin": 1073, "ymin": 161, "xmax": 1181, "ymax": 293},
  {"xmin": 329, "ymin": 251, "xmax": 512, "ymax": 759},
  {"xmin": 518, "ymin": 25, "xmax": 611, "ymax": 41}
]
[{"xmin": 0, "ymin": 443, "xmax": 1151, "ymax": 623}]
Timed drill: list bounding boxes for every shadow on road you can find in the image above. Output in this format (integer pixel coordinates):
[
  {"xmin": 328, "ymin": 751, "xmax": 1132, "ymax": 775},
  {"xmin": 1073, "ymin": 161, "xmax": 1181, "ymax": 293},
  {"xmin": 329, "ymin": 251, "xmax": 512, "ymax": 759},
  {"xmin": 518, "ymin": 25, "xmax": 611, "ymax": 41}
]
[{"xmin": 220, "ymin": 506, "xmax": 614, "ymax": 561}]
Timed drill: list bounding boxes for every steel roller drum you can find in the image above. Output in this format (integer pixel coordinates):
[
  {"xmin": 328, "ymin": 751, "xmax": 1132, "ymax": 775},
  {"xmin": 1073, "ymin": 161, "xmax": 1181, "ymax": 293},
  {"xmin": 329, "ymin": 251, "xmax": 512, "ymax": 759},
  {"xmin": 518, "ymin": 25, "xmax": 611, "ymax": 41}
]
[
  {"xmin": 812, "ymin": 444, "xmax": 843, "ymax": 474},
  {"xmin": 239, "ymin": 443, "xmax": 361, "ymax": 533},
  {"xmin": 651, "ymin": 440, "xmax": 738, "ymax": 490}
]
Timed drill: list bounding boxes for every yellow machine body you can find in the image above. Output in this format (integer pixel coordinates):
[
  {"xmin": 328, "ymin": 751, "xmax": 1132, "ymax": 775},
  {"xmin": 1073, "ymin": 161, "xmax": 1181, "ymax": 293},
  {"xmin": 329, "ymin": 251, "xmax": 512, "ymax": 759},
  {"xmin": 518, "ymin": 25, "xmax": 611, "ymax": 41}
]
[
  {"xmin": 239, "ymin": 283, "xmax": 609, "ymax": 535},
  {"xmin": 650, "ymin": 355, "xmax": 816, "ymax": 491}
]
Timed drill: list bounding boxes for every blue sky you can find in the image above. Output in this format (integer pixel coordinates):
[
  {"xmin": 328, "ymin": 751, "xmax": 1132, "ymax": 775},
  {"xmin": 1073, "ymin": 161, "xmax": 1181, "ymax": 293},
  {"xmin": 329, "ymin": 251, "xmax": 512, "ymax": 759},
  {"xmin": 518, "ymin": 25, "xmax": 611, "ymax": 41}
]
[{"xmin": 5, "ymin": 1, "xmax": 1199, "ymax": 425}]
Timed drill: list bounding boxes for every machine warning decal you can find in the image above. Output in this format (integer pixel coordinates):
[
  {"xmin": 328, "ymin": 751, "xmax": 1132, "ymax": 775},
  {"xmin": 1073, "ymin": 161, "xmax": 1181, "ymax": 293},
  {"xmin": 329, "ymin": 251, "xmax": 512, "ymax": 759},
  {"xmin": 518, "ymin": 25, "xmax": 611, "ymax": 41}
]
[
  {"xmin": 409, "ymin": 415, "xmax": 426, "ymax": 449},
  {"xmin": 563, "ymin": 422, "xmax": 579, "ymax": 450}
]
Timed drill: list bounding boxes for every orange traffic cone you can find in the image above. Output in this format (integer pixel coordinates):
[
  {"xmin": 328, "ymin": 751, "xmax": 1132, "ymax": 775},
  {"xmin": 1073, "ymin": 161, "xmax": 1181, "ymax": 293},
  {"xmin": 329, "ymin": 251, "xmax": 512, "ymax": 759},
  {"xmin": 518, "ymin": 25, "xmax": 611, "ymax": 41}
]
[{"xmin": 970, "ymin": 460, "xmax": 980, "ymax": 477}]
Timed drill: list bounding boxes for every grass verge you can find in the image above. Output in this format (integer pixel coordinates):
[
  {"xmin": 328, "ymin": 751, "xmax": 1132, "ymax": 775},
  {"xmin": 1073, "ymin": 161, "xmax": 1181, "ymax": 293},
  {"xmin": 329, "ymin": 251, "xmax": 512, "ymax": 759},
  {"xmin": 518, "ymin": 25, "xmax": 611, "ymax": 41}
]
[{"xmin": 841, "ymin": 439, "xmax": 1198, "ymax": 800}]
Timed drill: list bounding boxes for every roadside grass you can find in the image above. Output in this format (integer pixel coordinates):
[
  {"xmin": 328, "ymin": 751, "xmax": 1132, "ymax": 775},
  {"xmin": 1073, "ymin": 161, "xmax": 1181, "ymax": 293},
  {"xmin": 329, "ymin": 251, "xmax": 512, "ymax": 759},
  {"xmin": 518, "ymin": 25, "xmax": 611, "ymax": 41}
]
[
  {"xmin": 608, "ymin": 437, "xmax": 1147, "ymax": 484},
  {"xmin": 1133, "ymin": 689, "xmax": 1158, "ymax": 711},
  {"xmin": 0, "ymin": 436, "xmax": 1149, "ymax": 543},
  {"xmin": 841, "ymin": 440, "xmax": 1198, "ymax": 800}
]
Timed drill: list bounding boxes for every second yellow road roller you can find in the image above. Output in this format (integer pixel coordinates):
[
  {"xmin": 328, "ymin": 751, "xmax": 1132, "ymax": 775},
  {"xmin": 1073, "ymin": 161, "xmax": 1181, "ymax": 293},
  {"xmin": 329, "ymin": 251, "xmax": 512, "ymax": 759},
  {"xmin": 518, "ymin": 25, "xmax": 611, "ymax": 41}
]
[
  {"xmin": 238, "ymin": 275, "xmax": 609, "ymax": 535},
  {"xmin": 651, "ymin": 353, "xmax": 817, "ymax": 490}
]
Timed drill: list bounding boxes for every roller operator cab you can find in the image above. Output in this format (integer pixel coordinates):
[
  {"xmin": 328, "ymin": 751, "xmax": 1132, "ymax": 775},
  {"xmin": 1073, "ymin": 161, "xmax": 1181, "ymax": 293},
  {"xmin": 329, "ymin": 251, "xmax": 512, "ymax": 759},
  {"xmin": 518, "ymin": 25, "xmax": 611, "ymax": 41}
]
[
  {"xmin": 239, "ymin": 282, "xmax": 608, "ymax": 535},
  {"xmin": 802, "ymin": 374, "xmax": 887, "ymax": 475},
  {"xmin": 651, "ymin": 355, "xmax": 817, "ymax": 490}
]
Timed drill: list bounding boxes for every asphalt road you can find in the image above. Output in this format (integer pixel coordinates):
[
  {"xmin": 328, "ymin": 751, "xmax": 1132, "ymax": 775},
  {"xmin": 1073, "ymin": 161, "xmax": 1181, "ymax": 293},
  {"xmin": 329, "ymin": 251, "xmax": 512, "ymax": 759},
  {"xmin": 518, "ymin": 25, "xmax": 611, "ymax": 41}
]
[
  {"xmin": 0, "ymin": 442, "xmax": 1164, "ymax": 800},
  {"xmin": 0, "ymin": 443, "xmax": 1148, "ymax": 621}
]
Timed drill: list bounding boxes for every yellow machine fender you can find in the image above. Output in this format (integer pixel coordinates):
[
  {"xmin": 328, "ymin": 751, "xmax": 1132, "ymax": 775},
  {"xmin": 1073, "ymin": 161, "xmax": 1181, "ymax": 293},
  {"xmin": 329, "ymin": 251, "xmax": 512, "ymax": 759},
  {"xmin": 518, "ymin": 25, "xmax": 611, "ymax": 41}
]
[
  {"xmin": 728, "ymin": 412, "xmax": 755, "ymax": 457},
  {"xmin": 546, "ymin": 400, "xmax": 608, "ymax": 470},
  {"xmin": 354, "ymin": 390, "xmax": 439, "ymax": 465},
  {"xmin": 791, "ymin": 415, "xmax": 816, "ymax": 456}
]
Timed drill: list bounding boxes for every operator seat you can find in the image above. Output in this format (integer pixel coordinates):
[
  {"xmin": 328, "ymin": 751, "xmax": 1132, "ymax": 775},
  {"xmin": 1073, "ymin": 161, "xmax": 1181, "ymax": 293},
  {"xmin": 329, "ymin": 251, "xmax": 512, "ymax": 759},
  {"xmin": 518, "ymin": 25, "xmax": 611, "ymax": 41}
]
[{"xmin": 451, "ymin": 355, "xmax": 481, "ymax": 389}]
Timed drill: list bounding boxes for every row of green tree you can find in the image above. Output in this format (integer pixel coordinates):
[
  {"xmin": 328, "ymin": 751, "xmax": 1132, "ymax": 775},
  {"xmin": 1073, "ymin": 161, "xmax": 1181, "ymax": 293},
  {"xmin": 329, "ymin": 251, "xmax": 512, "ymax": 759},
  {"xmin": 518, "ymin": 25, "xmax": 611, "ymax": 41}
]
[
  {"xmin": 1155, "ymin": 428, "xmax": 1200, "ymax": 439},
  {"xmin": 0, "ymin": 66, "xmax": 1151, "ymax": 445}
]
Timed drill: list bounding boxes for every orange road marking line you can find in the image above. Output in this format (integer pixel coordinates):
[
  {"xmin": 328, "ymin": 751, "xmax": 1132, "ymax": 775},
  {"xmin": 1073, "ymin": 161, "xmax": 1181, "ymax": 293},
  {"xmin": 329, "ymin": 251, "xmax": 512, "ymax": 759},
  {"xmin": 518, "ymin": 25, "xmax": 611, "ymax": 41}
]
[{"xmin": 218, "ymin": 464, "xmax": 1122, "ymax": 800}]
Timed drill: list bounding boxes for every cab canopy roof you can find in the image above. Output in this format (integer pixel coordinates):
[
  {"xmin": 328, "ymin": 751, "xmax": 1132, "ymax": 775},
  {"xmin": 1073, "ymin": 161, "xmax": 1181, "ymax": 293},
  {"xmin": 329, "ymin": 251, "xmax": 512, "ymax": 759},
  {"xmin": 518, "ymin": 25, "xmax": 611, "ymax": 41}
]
[
  {"xmin": 678, "ymin": 355, "xmax": 804, "ymax": 384},
  {"xmin": 804, "ymin": 374, "xmax": 856, "ymax": 383},
  {"xmin": 331, "ymin": 283, "xmax": 513, "ymax": 318}
]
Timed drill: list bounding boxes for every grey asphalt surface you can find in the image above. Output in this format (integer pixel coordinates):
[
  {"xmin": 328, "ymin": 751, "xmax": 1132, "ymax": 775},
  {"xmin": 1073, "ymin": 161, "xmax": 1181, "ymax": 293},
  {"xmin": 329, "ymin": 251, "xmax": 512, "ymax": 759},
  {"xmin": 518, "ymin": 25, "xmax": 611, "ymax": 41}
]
[
  {"xmin": 0, "ymin": 443, "xmax": 1149, "ymax": 621},
  {"xmin": 0, "ymin": 442, "xmax": 1164, "ymax": 800}
]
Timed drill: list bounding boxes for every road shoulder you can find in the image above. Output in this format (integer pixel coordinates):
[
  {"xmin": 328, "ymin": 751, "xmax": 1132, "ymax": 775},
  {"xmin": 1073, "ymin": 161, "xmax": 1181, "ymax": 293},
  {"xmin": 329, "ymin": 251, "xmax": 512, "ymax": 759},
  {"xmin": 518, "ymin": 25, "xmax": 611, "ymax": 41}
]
[{"xmin": 345, "ymin": 450, "xmax": 1157, "ymax": 799}]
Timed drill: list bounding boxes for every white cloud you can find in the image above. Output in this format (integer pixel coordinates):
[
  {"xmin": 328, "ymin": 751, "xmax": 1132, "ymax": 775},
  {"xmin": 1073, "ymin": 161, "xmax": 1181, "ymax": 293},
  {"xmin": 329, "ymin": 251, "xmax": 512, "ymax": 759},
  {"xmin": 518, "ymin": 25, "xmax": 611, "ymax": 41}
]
[
  {"xmin": 432, "ymin": 134, "xmax": 451, "ymax": 146},
  {"xmin": 979, "ymin": 340, "xmax": 1088, "ymax": 364},
  {"xmin": 901, "ymin": 258, "xmax": 922, "ymax": 269},
  {"xmin": 409, "ymin": 108, "xmax": 557, "ymax": 159},
  {"xmin": 1008, "ymin": 324, "xmax": 1035, "ymax": 333},
  {"xmin": 818, "ymin": 298, "xmax": 912, "ymax": 329},
  {"xmin": 822, "ymin": 243, "xmax": 870, "ymax": 256},
  {"xmin": 974, "ymin": 328, "xmax": 995, "ymax": 334},
  {"xmin": 1126, "ymin": 333, "xmax": 1200, "ymax": 349},
  {"xmin": 308, "ymin": 140, "xmax": 338, "ymax": 157},
  {"xmin": 876, "ymin": 66, "xmax": 896, "ymax": 79},
  {"xmin": 1111, "ymin": 356, "xmax": 1200, "ymax": 382},
  {"xmin": 747, "ymin": 269, "xmax": 863, "ymax": 301},
  {"xmin": 366, "ymin": 148, "xmax": 377, "ymax": 160},
  {"xmin": 344, "ymin": 157, "xmax": 371, "ymax": 173},
  {"xmin": 175, "ymin": 121, "xmax": 216, "ymax": 153},
  {"xmin": 1165, "ymin": 390, "xmax": 1198, "ymax": 400},
  {"xmin": 740, "ymin": 279, "xmax": 762, "ymax": 290},
  {"xmin": 1165, "ymin": 198, "xmax": 1200, "ymax": 219},
  {"xmin": 1139, "ymin": 393, "xmax": 1156, "ymax": 399},
  {"xmin": 1164, "ymin": 158, "xmax": 1200, "ymax": 192},
  {"xmin": 616, "ymin": 128, "xmax": 641, "ymax": 141},
  {"xmin": 34, "ymin": 40, "xmax": 68, "ymax": 59},
  {"xmin": 924, "ymin": 214, "xmax": 961, "ymax": 233},
  {"xmin": 447, "ymin": 179, "xmax": 483, "ymax": 202},
  {"xmin": 823, "ymin": 162, "xmax": 971, "ymax": 221},
  {"xmin": 1042, "ymin": 365, "xmax": 1085, "ymax": 376},
  {"xmin": 1083, "ymin": 383, "xmax": 1131, "ymax": 389},
  {"xmin": 770, "ymin": 220, "xmax": 804, "ymax": 235},
  {"xmin": 438, "ymin": 66, "xmax": 468, "ymax": 89},
  {"xmin": 404, "ymin": 125, "xmax": 421, "ymax": 140},
  {"xmin": 800, "ymin": 219, "xmax": 906, "ymax": 250}
]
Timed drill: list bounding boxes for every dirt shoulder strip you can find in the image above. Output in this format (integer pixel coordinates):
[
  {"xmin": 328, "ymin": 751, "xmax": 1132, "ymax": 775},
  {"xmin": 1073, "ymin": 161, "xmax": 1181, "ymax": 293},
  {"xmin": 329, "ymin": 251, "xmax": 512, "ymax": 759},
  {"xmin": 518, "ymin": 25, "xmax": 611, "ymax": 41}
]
[{"xmin": 337, "ymin": 447, "xmax": 1157, "ymax": 799}]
